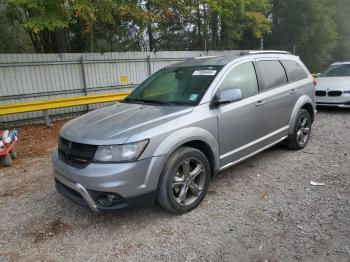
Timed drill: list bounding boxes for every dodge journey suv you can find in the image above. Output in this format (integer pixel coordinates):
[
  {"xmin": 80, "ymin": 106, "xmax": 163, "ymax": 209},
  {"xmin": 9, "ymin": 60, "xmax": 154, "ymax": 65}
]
[{"xmin": 53, "ymin": 51, "xmax": 315, "ymax": 214}]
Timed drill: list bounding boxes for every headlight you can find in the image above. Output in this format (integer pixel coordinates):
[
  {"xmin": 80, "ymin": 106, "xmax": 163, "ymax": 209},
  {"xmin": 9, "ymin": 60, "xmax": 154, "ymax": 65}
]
[{"xmin": 93, "ymin": 139, "xmax": 149, "ymax": 163}]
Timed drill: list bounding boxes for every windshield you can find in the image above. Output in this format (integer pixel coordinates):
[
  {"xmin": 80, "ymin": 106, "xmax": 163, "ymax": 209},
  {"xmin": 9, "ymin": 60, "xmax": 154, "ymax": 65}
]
[
  {"xmin": 322, "ymin": 64, "xmax": 350, "ymax": 77},
  {"xmin": 124, "ymin": 66, "xmax": 222, "ymax": 106}
]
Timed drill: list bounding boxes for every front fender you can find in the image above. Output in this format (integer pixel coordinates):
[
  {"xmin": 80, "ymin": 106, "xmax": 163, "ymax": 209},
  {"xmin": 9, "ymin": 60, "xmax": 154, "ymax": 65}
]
[
  {"xmin": 288, "ymin": 95, "xmax": 315, "ymax": 134},
  {"xmin": 153, "ymin": 127, "xmax": 220, "ymax": 172}
]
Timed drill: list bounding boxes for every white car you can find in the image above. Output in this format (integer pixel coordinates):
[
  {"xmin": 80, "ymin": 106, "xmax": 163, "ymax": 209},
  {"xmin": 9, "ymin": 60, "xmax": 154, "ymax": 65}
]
[{"xmin": 315, "ymin": 61, "xmax": 350, "ymax": 107}]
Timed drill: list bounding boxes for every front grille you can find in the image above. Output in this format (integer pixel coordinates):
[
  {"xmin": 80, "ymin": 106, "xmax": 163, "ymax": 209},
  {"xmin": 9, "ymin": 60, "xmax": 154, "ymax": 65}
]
[
  {"xmin": 315, "ymin": 90, "xmax": 326, "ymax": 96},
  {"xmin": 58, "ymin": 137, "xmax": 97, "ymax": 168},
  {"xmin": 328, "ymin": 90, "xmax": 342, "ymax": 97}
]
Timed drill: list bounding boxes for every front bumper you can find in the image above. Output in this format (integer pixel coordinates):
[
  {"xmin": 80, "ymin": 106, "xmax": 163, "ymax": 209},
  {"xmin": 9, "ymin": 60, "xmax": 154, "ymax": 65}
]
[
  {"xmin": 316, "ymin": 92, "xmax": 350, "ymax": 107},
  {"xmin": 54, "ymin": 172, "xmax": 156, "ymax": 212},
  {"xmin": 52, "ymin": 152, "xmax": 166, "ymax": 212}
]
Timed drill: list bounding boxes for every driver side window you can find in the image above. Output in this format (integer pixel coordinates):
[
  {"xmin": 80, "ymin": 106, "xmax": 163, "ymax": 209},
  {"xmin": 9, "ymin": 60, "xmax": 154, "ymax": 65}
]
[{"xmin": 219, "ymin": 62, "xmax": 259, "ymax": 99}]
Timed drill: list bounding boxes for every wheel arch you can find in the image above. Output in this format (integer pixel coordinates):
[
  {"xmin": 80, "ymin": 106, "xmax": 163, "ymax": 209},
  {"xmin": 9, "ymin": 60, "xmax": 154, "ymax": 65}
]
[
  {"xmin": 288, "ymin": 95, "xmax": 315, "ymax": 134},
  {"xmin": 181, "ymin": 140, "xmax": 217, "ymax": 177},
  {"xmin": 153, "ymin": 127, "xmax": 220, "ymax": 176},
  {"xmin": 301, "ymin": 103, "xmax": 315, "ymax": 123}
]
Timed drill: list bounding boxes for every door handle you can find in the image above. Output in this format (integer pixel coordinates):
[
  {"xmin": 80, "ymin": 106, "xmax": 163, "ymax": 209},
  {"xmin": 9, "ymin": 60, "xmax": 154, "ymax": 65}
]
[
  {"xmin": 255, "ymin": 100, "xmax": 266, "ymax": 106},
  {"xmin": 289, "ymin": 89, "xmax": 298, "ymax": 94}
]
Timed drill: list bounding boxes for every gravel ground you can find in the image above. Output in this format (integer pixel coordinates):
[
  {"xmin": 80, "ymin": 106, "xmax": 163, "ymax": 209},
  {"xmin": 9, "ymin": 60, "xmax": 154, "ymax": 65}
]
[{"xmin": 0, "ymin": 110, "xmax": 349, "ymax": 262}]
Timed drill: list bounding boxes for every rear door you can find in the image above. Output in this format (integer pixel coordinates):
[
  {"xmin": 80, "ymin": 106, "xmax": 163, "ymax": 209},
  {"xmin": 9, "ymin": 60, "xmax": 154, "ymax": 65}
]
[
  {"xmin": 254, "ymin": 59, "xmax": 298, "ymax": 134},
  {"xmin": 280, "ymin": 59, "xmax": 311, "ymax": 106}
]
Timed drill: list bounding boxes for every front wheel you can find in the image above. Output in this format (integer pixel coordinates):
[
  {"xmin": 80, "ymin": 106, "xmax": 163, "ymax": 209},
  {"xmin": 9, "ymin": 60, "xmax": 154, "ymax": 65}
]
[
  {"xmin": 286, "ymin": 109, "xmax": 312, "ymax": 150},
  {"xmin": 157, "ymin": 147, "xmax": 211, "ymax": 214},
  {"xmin": 1, "ymin": 154, "xmax": 12, "ymax": 167}
]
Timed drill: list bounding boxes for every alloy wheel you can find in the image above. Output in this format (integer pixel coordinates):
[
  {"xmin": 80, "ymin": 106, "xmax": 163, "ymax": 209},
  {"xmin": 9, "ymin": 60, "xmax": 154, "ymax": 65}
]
[
  {"xmin": 296, "ymin": 114, "xmax": 311, "ymax": 146},
  {"xmin": 171, "ymin": 157, "xmax": 207, "ymax": 206}
]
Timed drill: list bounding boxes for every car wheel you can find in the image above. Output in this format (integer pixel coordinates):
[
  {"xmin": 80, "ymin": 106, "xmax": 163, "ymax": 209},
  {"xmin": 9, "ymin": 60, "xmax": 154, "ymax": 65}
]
[
  {"xmin": 286, "ymin": 109, "xmax": 312, "ymax": 150},
  {"xmin": 157, "ymin": 146, "xmax": 211, "ymax": 214},
  {"xmin": 1, "ymin": 154, "xmax": 12, "ymax": 167}
]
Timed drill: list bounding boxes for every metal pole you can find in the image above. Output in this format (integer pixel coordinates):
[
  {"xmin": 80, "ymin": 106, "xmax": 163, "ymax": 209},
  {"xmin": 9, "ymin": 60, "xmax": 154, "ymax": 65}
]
[
  {"xmin": 43, "ymin": 110, "xmax": 51, "ymax": 126},
  {"xmin": 80, "ymin": 57, "xmax": 89, "ymax": 112},
  {"xmin": 260, "ymin": 37, "xmax": 264, "ymax": 50},
  {"xmin": 147, "ymin": 55, "xmax": 152, "ymax": 76}
]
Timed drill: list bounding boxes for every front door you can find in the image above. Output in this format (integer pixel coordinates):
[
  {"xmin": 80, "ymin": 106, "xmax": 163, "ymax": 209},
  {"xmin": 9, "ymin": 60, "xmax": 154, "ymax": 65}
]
[{"xmin": 215, "ymin": 61, "xmax": 290, "ymax": 168}]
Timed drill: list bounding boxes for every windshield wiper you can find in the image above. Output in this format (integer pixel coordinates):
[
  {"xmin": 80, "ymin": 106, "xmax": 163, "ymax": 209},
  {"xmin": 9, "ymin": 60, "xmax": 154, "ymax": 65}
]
[
  {"xmin": 141, "ymin": 99, "xmax": 174, "ymax": 105},
  {"xmin": 124, "ymin": 98, "xmax": 175, "ymax": 105},
  {"xmin": 123, "ymin": 98, "xmax": 146, "ymax": 104}
]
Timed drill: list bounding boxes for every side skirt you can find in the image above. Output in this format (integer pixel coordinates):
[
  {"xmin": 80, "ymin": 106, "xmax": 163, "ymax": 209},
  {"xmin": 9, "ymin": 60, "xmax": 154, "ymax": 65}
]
[{"xmin": 219, "ymin": 136, "xmax": 288, "ymax": 171}]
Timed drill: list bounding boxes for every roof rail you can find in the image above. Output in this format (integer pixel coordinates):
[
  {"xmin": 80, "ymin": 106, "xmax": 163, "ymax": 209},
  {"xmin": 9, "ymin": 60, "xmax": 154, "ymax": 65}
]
[
  {"xmin": 240, "ymin": 50, "xmax": 290, "ymax": 56},
  {"xmin": 193, "ymin": 56, "xmax": 217, "ymax": 59},
  {"xmin": 332, "ymin": 61, "xmax": 350, "ymax": 64}
]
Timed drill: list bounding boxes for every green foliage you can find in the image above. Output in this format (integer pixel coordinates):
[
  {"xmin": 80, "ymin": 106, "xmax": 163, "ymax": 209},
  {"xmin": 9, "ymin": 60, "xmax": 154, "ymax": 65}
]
[
  {"xmin": 8, "ymin": 0, "xmax": 95, "ymax": 32},
  {"xmin": 267, "ymin": 0, "xmax": 337, "ymax": 71},
  {"xmin": 208, "ymin": 0, "xmax": 270, "ymax": 48},
  {"xmin": 1, "ymin": 0, "xmax": 348, "ymax": 73},
  {"xmin": 0, "ymin": 2, "xmax": 33, "ymax": 52},
  {"xmin": 331, "ymin": 0, "xmax": 350, "ymax": 62}
]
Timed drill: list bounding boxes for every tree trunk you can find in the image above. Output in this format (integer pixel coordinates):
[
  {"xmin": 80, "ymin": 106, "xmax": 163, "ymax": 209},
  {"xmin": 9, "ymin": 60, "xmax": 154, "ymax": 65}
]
[
  {"xmin": 52, "ymin": 29, "xmax": 67, "ymax": 53},
  {"xmin": 196, "ymin": 2, "xmax": 202, "ymax": 49},
  {"xmin": 147, "ymin": 24, "xmax": 155, "ymax": 51},
  {"xmin": 145, "ymin": 2, "xmax": 155, "ymax": 51},
  {"xmin": 210, "ymin": 11, "xmax": 218, "ymax": 50}
]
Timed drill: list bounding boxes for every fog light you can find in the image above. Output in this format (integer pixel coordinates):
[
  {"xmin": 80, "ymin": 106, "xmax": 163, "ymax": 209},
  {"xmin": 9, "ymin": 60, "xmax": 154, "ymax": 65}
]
[{"xmin": 97, "ymin": 193, "xmax": 122, "ymax": 207}]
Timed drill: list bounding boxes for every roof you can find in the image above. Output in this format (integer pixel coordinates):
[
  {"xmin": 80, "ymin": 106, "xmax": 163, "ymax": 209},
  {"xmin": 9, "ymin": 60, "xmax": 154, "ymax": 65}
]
[
  {"xmin": 168, "ymin": 50, "xmax": 295, "ymax": 68},
  {"xmin": 170, "ymin": 56, "xmax": 239, "ymax": 67}
]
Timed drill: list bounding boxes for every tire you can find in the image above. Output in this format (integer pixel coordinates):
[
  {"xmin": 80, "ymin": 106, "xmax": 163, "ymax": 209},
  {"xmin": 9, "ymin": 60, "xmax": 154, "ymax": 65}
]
[
  {"xmin": 286, "ymin": 109, "xmax": 312, "ymax": 150},
  {"xmin": 157, "ymin": 146, "xmax": 211, "ymax": 214},
  {"xmin": 10, "ymin": 148, "xmax": 17, "ymax": 159},
  {"xmin": 1, "ymin": 154, "xmax": 12, "ymax": 167}
]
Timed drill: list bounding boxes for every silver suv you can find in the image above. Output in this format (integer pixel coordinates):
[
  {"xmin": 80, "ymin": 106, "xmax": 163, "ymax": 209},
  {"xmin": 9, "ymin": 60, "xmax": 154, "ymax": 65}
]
[{"xmin": 53, "ymin": 51, "xmax": 315, "ymax": 214}]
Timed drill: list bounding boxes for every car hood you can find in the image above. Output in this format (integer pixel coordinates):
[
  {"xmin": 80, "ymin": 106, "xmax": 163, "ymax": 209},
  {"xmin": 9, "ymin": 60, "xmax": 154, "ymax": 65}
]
[
  {"xmin": 316, "ymin": 77, "xmax": 350, "ymax": 90},
  {"xmin": 60, "ymin": 102, "xmax": 193, "ymax": 145}
]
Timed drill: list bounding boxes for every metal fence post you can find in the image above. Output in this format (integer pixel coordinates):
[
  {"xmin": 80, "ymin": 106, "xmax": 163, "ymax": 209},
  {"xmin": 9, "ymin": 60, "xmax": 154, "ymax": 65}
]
[
  {"xmin": 147, "ymin": 55, "xmax": 152, "ymax": 76},
  {"xmin": 80, "ymin": 56, "xmax": 89, "ymax": 112},
  {"xmin": 43, "ymin": 110, "xmax": 51, "ymax": 126}
]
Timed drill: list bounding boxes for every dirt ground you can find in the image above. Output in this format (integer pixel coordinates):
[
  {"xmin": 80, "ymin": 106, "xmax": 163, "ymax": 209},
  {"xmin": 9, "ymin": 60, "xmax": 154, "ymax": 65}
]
[{"xmin": 0, "ymin": 110, "xmax": 349, "ymax": 262}]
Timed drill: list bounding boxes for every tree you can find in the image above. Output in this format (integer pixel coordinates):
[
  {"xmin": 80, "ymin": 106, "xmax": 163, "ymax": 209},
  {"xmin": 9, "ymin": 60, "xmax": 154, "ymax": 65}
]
[
  {"xmin": 141, "ymin": 0, "xmax": 270, "ymax": 51},
  {"xmin": 207, "ymin": 0, "xmax": 270, "ymax": 50},
  {"xmin": 330, "ymin": 0, "xmax": 350, "ymax": 63},
  {"xmin": 267, "ymin": 0, "xmax": 337, "ymax": 72},
  {"xmin": 7, "ymin": 0, "xmax": 95, "ymax": 52},
  {"xmin": 0, "ymin": 2, "xmax": 33, "ymax": 52}
]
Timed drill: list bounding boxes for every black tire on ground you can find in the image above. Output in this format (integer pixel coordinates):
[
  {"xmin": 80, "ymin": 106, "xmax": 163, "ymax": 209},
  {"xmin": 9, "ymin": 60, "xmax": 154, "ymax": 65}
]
[
  {"xmin": 10, "ymin": 148, "xmax": 17, "ymax": 159},
  {"xmin": 286, "ymin": 109, "xmax": 312, "ymax": 150},
  {"xmin": 157, "ymin": 146, "xmax": 211, "ymax": 215},
  {"xmin": 1, "ymin": 154, "xmax": 12, "ymax": 167}
]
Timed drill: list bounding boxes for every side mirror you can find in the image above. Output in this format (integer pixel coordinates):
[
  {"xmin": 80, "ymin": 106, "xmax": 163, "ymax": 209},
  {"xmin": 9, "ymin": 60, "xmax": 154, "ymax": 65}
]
[
  {"xmin": 314, "ymin": 73, "xmax": 322, "ymax": 78},
  {"xmin": 211, "ymin": 88, "xmax": 243, "ymax": 108}
]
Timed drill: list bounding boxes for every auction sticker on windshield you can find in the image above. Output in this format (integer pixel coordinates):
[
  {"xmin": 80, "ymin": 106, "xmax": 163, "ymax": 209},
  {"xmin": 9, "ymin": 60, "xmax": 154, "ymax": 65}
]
[
  {"xmin": 192, "ymin": 70, "xmax": 217, "ymax": 76},
  {"xmin": 189, "ymin": 94, "xmax": 198, "ymax": 101}
]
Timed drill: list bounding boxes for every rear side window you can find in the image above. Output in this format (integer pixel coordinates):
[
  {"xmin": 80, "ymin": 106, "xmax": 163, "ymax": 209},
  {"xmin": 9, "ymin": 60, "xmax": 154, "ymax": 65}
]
[
  {"xmin": 256, "ymin": 60, "xmax": 288, "ymax": 90},
  {"xmin": 281, "ymin": 60, "xmax": 308, "ymax": 81},
  {"xmin": 219, "ymin": 62, "xmax": 259, "ymax": 99}
]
